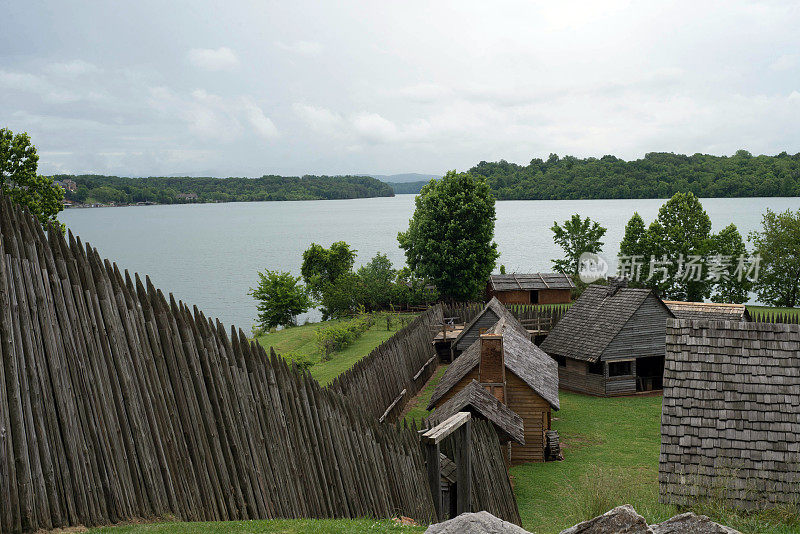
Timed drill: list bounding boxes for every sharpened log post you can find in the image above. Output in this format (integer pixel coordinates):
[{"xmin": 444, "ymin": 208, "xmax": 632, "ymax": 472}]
[
  {"xmin": 453, "ymin": 418, "xmax": 471, "ymax": 515},
  {"xmin": 425, "ymin": 442, "xmax": 441, "ymax": 521}
]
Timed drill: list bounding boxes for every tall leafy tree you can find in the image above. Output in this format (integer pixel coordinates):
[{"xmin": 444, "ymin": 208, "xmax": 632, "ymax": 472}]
[
  {"xmin": 0, "ymin": 128, "xmax": 63, "ymax": 227},
  {"xmin": 398, "ymin": 170, "xmax": 499, "ymax": 300},
  {"xmin": 356, "ymin": 253, "xmax": 396, "ymax": 311},
  {"xmin": 619, "ymin": 193, "xmax": 722, "ymax": 301},
  {"xmin": 709, "ymin": 224, "xmax": 751, "ymax": 303},
  {"xmin": 550, "ymin": 214, "xmax": 607, "ymax": 274},
  {"xmin": 648, "ymin": 192, "xmax": 713, "ymax": 301},
  {"xmin": 300, "ymin": 241, "xmax": 357, "ymax": 298},
  {"xmin": 249, "ymin": 270, "xmax": 312, "ymax": 330},
  {"xmin": 749, "ymin": 208, "xmax": 800, "ymax": 307}
]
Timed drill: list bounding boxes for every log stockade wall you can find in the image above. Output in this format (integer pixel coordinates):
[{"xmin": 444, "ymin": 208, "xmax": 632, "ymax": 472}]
[
  {"xmin": 0, "ymin": 196, "xmax": 437, "ymax": 532},
  {"xmin": 425, "ymin": 418, "xmax": 522, "ymax": 525},
  {"xmin": 0, "ymin": 197, "xmax": 520, "ymax": 533},
  {"xmin": 749, "ymin": 310, "xmax": 800, "ymax": 325},
  {"xmin": 442, "ymin": 302, "xmax": 569, "ymax": 331},
  {"xmin": 327, "ymin": 306, "xmax": 443, "ymax": 422}
]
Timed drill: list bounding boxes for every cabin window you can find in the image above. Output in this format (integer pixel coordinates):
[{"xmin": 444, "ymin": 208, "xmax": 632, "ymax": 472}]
[
  {"xmin": 608, "ymin": 361, "xmax": 633, "ymax": 377},
  {"xmin": 587, "ymin": 361, "xmax": 604, "ymax": 375},
  {"xmin": 552, "ymin": 355, "xmax": 566, "ymax": 367}
]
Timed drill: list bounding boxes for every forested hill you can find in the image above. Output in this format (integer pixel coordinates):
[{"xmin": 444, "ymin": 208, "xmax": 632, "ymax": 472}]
[
  {"xmin": 469, "ymin": 151, "xmax": 800, "ymax": 199},
  {"xmin": 52, "ymin": 174, "xmax": 394, "ymax": 204}
]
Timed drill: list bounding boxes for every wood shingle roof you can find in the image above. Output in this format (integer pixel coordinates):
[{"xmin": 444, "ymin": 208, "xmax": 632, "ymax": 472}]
[
  {"xmin": 663, "ymin": 300, "xmax": 750, "ymax": 322},
  {"xmin": 488, "ymin": 273, "xmax": 575, "ymax": 291},
  {"xmin": 452, "ymin": 297, "xmax": 529, "ymax": 351},
  {"xmin": 539, "ymin": 285, "xmax": 673, "ymax": 362},
  {"xmin": 429, "ymin": 318, "xmax": 560, "ymax": 410},
  {"xmin": 426, "ymin": 380, "xmax": 525, "ymax": 445},
  {"xmin": 661, "ymin": 319, "xmax": 800, "ymax": 510}
]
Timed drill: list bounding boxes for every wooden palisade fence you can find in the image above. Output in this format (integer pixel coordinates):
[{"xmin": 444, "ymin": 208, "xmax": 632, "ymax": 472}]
[
  {"xmin": 327, "ymin": 305, "xmax": 443, "ymax": 421},
  {"xmin": 443, "ymin": 301, "xmax": 569, "ymax": 333},
  {"xmin": 749, "ymin": 310, "xmax": 800, "ymax": 325},
  {"xmin": 0, "ymin": 196, "xmax": 519, "ymax": 533}
]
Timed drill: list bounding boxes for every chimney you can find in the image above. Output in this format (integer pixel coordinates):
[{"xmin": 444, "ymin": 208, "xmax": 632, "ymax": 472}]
[
  {"xmin": 479, "ymin": 332, "xmax": 505, "ymax": 403},
  {"xmin": 606, "ymin": 276, "xmax": 629, "ymax": 297}
]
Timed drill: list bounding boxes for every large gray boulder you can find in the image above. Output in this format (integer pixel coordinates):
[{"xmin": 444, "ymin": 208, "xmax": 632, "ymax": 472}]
[
  {"xmin": 424, "ymin": 511, "xmax": 531, "ymax": 534},
  {"xmin": 558, "ymin": 505, "xmax": 653, "ymax": 534},
  {"xmin": 651, "ymin": 512, "xmax": 742, "ymax": 534}
]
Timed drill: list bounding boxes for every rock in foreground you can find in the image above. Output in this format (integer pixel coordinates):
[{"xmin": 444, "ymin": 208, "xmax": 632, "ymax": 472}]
[
  {"xmin": 424, "ymin": 506, "xmax": 741, "ymax": 534},
  {"xmin": 424, "ymin": 511, "xmax": 530, "ymax": 534},
  {"xmin": 559, "ymin": 505, "xmax": 652, "ymax": 534},
  {"xmin": 651, "ymin": 512, "xmax": 742, "ymax": 533}
]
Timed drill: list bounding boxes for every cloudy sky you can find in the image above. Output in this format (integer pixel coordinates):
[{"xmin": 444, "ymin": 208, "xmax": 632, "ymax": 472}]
[{"xmin": 2, "ymin": 1, "xmax": 799, "ymax": 177}]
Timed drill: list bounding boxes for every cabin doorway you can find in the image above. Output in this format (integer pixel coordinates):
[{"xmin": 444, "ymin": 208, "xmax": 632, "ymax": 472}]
[{"xmin": 636, "ymin": 356, "xmax": 664, "ymax": 392}]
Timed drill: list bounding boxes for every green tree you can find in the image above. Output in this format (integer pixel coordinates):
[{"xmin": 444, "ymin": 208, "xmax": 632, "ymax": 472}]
[
  {"xmin": 550, "ymin": 214, "xmax": 607, "ymax": 274},
  {"xmin": 709, "ymin": 224, "xmax": 751, "ymax": 303},
  {"xmin": 398, "ymin": 170, "xmax": 499, "ymax": 300},
  {"xmin": 301, "ymin": 241, "xmax": 357, "ymax": 299},
  {"xmin": 647, "ymin": 192, "xmax": 713, "ymax": 301},
  {"xmin": 249, "ymin": 270, "xmax": 312, "ymax": 330},
  {"xmin": 749, "ymin": 208, "xmax": 800, "ymax": 307},
  {"xmin": 356, "ymin": 253, "xmax": 396, "ymax": 311},
  {"xmin": 0, "ymin": 128, "xmax": 63, "ymax": 226},
  {"xmin": 318, "ymin": 272, "xmax": 360, "ymax": 319}
]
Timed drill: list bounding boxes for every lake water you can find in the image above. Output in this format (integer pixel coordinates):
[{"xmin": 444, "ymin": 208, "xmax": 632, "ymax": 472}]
[{"xmin": 60, "ymin": 196, "xmax": 800, "ymax": 330}]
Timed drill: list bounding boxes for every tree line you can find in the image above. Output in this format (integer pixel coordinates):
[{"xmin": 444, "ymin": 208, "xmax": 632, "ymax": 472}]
[
  {"xmin": 53, "ymin": 173, "xmax": 394, "ymax": 204},
  {"xmin": 441, "ymin": 151, "xmax": 800, "ymax": 199}
]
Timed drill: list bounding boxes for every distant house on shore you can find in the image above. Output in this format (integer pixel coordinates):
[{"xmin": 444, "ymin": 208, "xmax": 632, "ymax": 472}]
[
  {"xmin": 486, "ymin": 273, "xmax": 573, "ymax": 305},
  {"xmin": 176, "ymin": 192, "xmax": 199, "ymax": 201},
  {"xmin": 663, "ymin": 300, "xmax": 750, "ymax": 322},
  {"xmin": 428, "ymin": 316, "xmax": 559, "ymax": 464},
  {"xmin": 55, "ymin": 178, "xmax": 78, "ymax": 193},
  {"xmin": 540, "ymin": 282, "xmax": 674, "ymax": 396}
]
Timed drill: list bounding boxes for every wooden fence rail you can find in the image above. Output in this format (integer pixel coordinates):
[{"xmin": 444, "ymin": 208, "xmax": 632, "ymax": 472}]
[{"xmin": 0, "ymin": 196, "xmax": 521, "ymax": 533}]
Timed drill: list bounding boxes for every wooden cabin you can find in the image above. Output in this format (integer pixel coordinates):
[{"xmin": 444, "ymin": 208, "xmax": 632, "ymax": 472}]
[
  {"xmin": 664, "ymin": 300, "xmax": 751, "ymax": 322},
  {"xmin": 540, "ymin": 284, "xmax": 674, "ymax": 396},
  {"xmin": 451, "ymin": 297, "xmax": 529, "ymax": 359},
  {"xmin": 486, "ymin": 273, "xmax": 574, "ymax": 305},
  {"xmin": 428, "ymin": 319, "xmax": 560, "ymax": 464}
]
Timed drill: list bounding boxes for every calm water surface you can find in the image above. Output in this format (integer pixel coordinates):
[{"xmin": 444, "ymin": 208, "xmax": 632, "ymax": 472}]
[{"xmin": 60, "ymin": 196, "xmax": 800, "ymax": 329}]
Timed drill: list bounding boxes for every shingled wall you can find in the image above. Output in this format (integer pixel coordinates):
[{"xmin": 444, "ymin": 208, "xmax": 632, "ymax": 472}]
[{"xmin": 660, "ymin": 318, "xmax": 800, "ymax": 510}]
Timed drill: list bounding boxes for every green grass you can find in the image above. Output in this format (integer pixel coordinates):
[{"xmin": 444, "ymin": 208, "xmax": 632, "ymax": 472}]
[
  {"xmin": 87, "ymin": 518, "xmax": 424, "ymax": 533},
  {"xmin": 513, "ymin": 392, "xmax": 800, "ymax": 534},
  {"xmin": 255, "ymin": 313, "xmax": 416, "ymax": 386},
  {"xmin": 401, "ymin": 364, "xmax": 448, "ymax": 425}
]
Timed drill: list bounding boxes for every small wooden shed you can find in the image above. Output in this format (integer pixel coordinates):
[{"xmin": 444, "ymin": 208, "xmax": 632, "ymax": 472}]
[
  {"xmin": 540, "ymin": 284, "xmax": 674, "ymax": 396},
  {"xmin": 429, "ymin": 319, "xmax": 560, "ymax": 464},
  {"xmin": 451, "ymin": 297, "xmax": 529, "ymax": 358},
  {"xmin": 663, "ymin": 300, "xmax": 751, "ymax": 322},
  {"xmin": 486, "ymin": 273, "xmax": 574, "ymax": 305}
]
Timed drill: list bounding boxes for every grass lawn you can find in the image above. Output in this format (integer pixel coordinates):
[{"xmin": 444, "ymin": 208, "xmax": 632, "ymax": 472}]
[
  {"xmin": 87, "ymin": 518, "xmax": 424, "ymax": 533},
  {"xmin": 255, "ymin": 313, "xmax": 416, "ymax": 386},
  {"xmin": 513, "ymin": 392, "xmax": 800, "ymax": 534},
  {"xmin": 401, "ymin": 364, "xmax": 448, "ymax": 425}
]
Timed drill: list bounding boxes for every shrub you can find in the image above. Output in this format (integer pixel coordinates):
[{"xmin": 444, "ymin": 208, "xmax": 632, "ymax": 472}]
[
  {"xmin": 315, "ymin": 314, "xmax": 375, "ymax": 359},
  {"xmin": 284, "ymin": 352, "xmax": 317, "ymax": 373}
]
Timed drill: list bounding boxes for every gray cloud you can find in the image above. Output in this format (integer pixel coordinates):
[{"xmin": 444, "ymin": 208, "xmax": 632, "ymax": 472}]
[{"xmin": 1, "ymin": 1, "xmax": 799, "ymax": 177}]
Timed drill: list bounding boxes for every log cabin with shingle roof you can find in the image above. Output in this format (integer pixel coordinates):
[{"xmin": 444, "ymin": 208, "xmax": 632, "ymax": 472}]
[
  {"xmin": 660, "ymin": 319, "xmax": 800, "ymax": 511},
  {"xmin": 428, "ymin": 318, "xmax": 559, "ymax": 464},
  {"xmin": 486, "ymin": 272, "xmax": 574, "ymax": 305},
  {"xmin": 539, "ymin": 283, "xmax": 674, "ymax": 396},
  {"xmin": 663, "ymin": 300, "xmax": 751, "ymax": 322}
]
